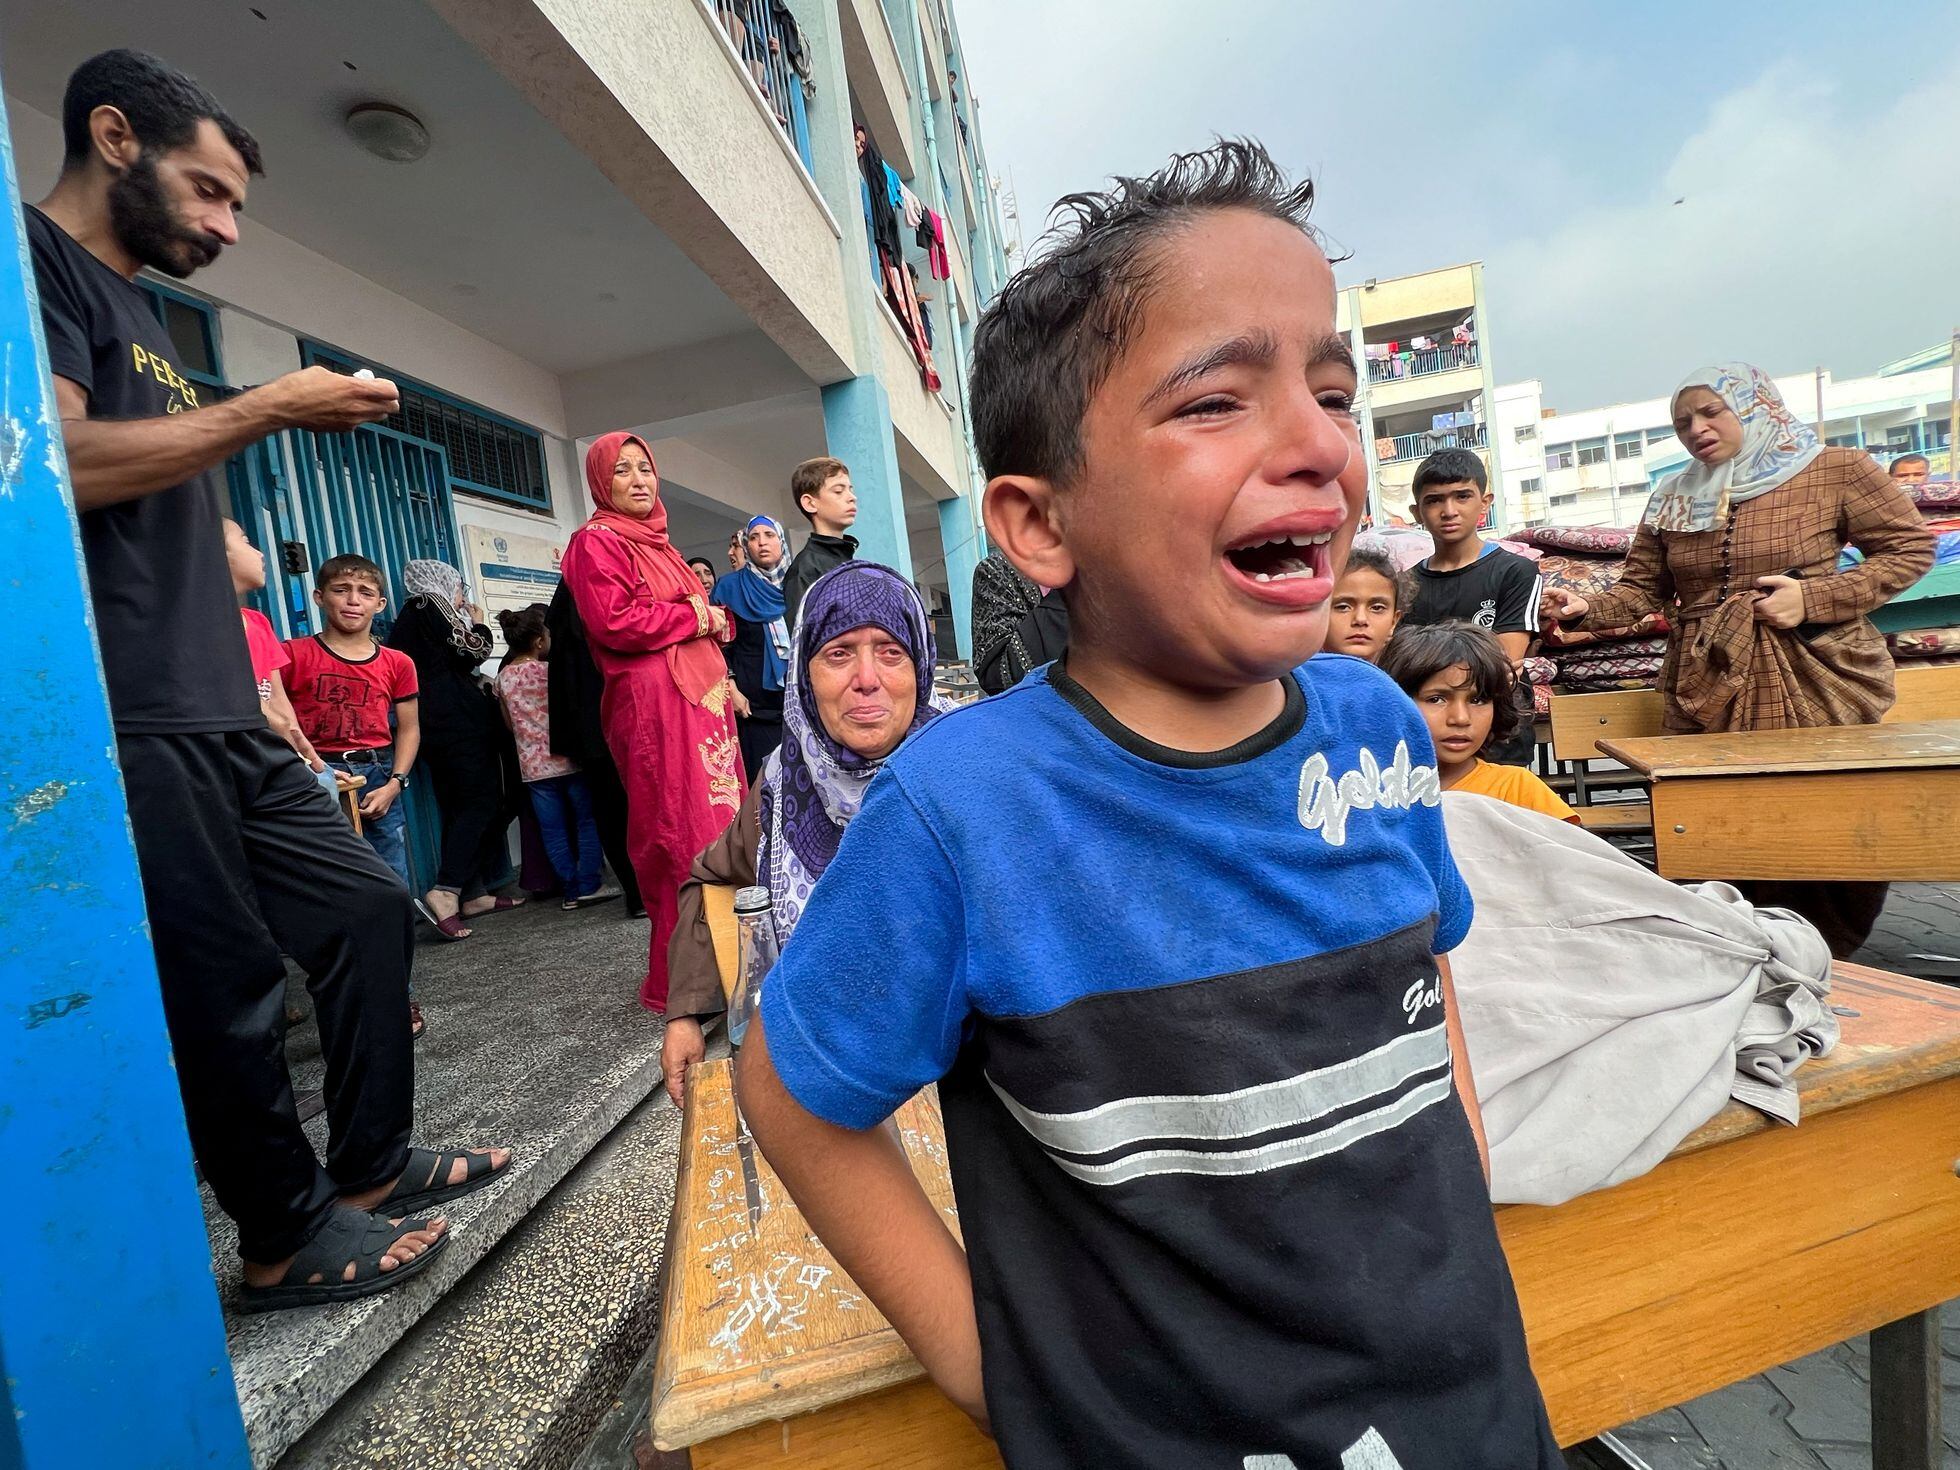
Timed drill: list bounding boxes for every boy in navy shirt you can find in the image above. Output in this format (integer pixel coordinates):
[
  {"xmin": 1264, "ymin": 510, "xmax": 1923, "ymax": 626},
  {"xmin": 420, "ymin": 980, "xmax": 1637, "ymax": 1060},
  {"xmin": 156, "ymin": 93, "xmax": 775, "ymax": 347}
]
[{"xmin": 736, "ymin": 141, "xmax": 1559, "ymax": 1469}]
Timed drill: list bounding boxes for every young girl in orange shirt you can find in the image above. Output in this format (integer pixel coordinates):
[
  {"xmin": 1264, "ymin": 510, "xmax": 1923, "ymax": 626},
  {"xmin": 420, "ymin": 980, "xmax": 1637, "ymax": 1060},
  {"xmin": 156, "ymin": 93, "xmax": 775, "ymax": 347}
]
[{"xmin": 1381, "ymin": 621, "xmax": 1579, "ymax": 823}]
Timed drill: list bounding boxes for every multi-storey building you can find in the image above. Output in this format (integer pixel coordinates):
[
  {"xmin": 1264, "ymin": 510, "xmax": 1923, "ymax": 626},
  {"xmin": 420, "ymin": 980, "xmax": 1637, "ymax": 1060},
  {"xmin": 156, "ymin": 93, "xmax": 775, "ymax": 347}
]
[
  {"xmin": 1499, "ymin": 346, "xmax": 1956, "ymax": 528},
  {"xmin": 1337, "ymin": 262, "xmax": 1502, "ymax": 526},
  {"xmin": 2, "ymin": 0, "xmax": 1010, "ymax": 663}
]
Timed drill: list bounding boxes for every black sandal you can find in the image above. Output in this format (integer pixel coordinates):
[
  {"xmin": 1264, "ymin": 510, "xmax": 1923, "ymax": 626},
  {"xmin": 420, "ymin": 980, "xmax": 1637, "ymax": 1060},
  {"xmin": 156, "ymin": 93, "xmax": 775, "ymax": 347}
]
[
  {"xmin": 238, "ymin": 1206, "xmax": 447, "ymax": 1313},
  {"xmin": 372, "ymin": 1145, "xmax": 511, "ymax": 1216}
]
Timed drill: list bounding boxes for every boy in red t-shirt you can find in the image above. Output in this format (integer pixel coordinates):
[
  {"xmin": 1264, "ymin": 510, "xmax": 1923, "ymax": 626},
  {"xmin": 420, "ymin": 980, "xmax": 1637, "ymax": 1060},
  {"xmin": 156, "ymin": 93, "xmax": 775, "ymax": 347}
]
[
  {"xmin": 284, "ymin": 554, "xmax": 420, "ymax": 888},
  {"xmin": 223, "ymin": 518, "xmax": 324, "ymax": 776}
]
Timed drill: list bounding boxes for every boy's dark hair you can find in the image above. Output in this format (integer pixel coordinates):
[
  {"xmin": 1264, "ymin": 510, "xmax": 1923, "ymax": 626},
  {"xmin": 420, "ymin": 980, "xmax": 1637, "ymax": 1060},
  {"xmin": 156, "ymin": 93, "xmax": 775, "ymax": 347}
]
[
  {"xmin": 1380, "ymin": 620, "xmax": 1520, "ymax": 755},
  {"xmin": 1340, "ymin": 544, "xmax": 1411, "ymax": 612},
  {"xmin": 63, "ymin": 49, "xmax": 264, "ymax": 176},
  {"xmin": 969, "ymin": 138, "xmax": 1328, "ymax": 485},
  {"xmin": 496, "ymin": 603, "xmax": 550, "ymax": 657},
  {"xmin": 1411, "ymin": 447, "xmax": 1488, "ymax": 497},
  {"xmin": 791, "ymin": 456, "xmax": 850, "ymax": 521},
  {"xmin": 315, "ymin": 553, "xmax": 385, "ymax": 595},
  {"xmin": 1891, "ymin": 453, "xmax": 1930, "ymax": 475}
]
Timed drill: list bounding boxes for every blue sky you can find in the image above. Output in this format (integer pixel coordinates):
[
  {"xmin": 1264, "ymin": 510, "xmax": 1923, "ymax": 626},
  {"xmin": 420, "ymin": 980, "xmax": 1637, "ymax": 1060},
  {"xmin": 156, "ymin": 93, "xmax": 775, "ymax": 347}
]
[{"xmin": 955, "ymin": 0, "xmax": 1960, "ymax": 407}]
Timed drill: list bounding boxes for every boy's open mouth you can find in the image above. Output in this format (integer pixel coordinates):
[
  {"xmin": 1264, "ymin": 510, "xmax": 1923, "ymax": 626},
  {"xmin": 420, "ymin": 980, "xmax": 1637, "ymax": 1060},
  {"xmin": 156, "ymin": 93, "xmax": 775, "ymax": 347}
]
[{"xmin": 1223, "ymin": 529, "xmax": 1332, "ymax": 585}]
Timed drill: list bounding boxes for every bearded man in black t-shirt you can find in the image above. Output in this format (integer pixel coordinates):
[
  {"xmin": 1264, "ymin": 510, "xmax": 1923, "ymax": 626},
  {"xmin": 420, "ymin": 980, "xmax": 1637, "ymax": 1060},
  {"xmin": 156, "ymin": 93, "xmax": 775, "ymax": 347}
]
[
  {"xmin": 30, "ymin": 49, "xmax": 508, "ymax": 1308},
  {"xmin": 1401, "ymin": 447, "xmax": 1542, "ymax": 767}
]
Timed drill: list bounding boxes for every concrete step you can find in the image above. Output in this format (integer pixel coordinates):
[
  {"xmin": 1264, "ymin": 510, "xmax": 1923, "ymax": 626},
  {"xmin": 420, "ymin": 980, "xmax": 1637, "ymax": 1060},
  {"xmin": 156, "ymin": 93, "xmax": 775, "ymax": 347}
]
[
  {"xmin": 200, "ymin": 900, "xmax": 664, "ymax": 1467},
  {"xmin": 274, "ymin": 1089, "xmax": 684, "ymax": 1470}
]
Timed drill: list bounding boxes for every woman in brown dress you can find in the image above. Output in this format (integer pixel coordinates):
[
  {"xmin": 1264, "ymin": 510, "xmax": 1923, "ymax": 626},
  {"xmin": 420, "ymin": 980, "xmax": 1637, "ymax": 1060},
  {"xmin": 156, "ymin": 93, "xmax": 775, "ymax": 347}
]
[{"xmin": 1542, "ymin": 361, "xmax": 1932, "ymax": 955}]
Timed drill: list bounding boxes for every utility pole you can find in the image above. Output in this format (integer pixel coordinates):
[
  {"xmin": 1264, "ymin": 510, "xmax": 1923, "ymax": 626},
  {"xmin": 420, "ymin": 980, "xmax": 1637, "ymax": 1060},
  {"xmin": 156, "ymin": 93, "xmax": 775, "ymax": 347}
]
[{"xmin": 1814, "ymin": 365, "xmax": 1826, "ymax": 434}]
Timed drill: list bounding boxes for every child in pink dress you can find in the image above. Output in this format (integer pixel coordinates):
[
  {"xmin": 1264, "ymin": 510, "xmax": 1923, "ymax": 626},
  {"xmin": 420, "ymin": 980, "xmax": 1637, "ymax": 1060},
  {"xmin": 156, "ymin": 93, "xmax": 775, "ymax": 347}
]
[{"xmin": 494, "ymin": 604, "xmax": 620, "ymax": 911}]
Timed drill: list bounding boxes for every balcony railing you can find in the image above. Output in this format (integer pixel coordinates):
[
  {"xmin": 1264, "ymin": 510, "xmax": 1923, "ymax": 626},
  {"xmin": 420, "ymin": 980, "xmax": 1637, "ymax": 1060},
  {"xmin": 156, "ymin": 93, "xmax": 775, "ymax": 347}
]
[
  {"xmin": 1379, "ymin": 422, "xmax": 1489, "ymax": 462},
  {"xmin": 713, "ymin": 0, "xmax": 813, "ymax": 170},
  {"xmin": 1367, "ymin": 341, "xmax": 1480, "ymax": 384}
]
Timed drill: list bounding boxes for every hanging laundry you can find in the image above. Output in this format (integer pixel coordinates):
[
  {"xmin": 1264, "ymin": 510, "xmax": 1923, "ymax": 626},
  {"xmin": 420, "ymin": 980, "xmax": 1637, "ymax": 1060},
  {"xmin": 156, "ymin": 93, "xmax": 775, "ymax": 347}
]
[
  {"xmin": 923, "ymin": 210, "xmax": 951, "ymax": 281},
  {"xmin": 856, "ymin": 128, "xmax": 904, "ymax": 264},
  {"xmin": 770, "ymin": 0, "xmax": 813, "ymax": 81},
  {"xmin": 897, "ymin": 181, "xmax": 925, "ymax": 231},
  {"xmin": 882, "ymin": 162, "xmax": 904, "ymax": 212}
]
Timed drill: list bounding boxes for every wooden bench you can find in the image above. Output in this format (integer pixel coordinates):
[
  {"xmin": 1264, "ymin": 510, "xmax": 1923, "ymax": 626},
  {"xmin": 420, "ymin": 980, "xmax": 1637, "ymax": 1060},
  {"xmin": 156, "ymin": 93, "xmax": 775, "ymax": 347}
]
[
  {"xmin": 1547, "ymin": 664, "xmax": 1960, "ymax": 840},
  {"xmin": 654, "ymin": 897, "xmax": 1960, "ymax": 1469},
  {"xmin": 1600, "ymin": 719, "xmax": 1960, "ymax": 882},
  {"xmin": 1547, "ymin": 689, "xmax": 1662, "ymax": 833},
  {"xmin": 1888, "ymin": 661, "xmax": 1960, "ymax": 723}
]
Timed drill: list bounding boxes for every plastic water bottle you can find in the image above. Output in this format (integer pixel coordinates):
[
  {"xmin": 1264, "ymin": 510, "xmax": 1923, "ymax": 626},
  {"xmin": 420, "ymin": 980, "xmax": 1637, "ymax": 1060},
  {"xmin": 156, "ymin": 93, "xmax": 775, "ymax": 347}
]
[{"xmin": 728, "ymin": 886, "xmax": 778, "ymax": 1050}]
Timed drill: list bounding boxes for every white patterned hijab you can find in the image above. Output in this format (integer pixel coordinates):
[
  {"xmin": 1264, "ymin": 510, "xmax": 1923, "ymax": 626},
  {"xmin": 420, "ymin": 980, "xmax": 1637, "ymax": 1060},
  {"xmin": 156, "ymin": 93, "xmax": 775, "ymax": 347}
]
[{"xmin": 1642, "ymin": 362, "xmax": 1822, "ymax": 534}]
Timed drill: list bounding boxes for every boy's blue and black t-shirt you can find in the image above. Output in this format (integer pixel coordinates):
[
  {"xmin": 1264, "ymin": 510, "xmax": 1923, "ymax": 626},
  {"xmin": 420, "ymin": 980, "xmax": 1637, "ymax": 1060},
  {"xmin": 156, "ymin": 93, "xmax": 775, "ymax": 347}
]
[{"xmin": 760, "ymin": 654, "xmax": 1560, "ymax": 1469}]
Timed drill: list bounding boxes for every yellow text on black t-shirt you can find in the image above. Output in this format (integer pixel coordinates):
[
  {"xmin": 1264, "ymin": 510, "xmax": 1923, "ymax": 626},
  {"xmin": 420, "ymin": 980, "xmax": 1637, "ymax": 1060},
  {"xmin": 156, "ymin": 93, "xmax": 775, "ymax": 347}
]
[{"xmin": 130, "ymin": 341, "xmax": 201, "ymax": 412}]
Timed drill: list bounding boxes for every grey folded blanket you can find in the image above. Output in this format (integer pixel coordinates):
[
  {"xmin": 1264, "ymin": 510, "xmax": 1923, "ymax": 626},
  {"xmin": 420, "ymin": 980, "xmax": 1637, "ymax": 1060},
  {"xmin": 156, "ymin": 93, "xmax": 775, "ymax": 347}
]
[{"xmin": 1442, "ymin": 794, "xmax": 1837, "ymax": 1205}]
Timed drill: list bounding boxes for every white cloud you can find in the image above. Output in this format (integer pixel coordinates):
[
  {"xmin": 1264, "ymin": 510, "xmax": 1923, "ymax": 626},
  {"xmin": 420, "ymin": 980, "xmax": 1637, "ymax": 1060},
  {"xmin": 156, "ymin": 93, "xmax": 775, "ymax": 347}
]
[{"xmin": 1488, "ymin": 56, "xmax": 1960, "ymax": 408}]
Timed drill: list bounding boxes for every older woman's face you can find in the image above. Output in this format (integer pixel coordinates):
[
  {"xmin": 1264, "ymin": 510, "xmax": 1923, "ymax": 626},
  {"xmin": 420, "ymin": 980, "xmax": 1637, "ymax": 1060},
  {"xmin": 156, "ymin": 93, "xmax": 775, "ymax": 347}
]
[
  {"xmin": 809, "ymin": 626, "xmax": 917, "ymax": 760},
  {"xmin": 747, "ymin": 524, "xmax": 784, "ymax": 571},
  {"xmin": 1673, "ymin": 386, "xmax": 1745, "ymax": 466},
  {"xmin": 610, "ymin": 442, "xmax": 658, "ymax": 518}
]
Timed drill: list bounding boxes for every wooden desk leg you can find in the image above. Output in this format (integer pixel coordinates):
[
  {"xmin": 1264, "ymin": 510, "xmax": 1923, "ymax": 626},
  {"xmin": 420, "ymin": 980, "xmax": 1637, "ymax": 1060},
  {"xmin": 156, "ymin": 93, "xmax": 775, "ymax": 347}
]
[{"xmin": 1870, "ymin": 1309, "xmax": 1941, "ymax": 1470}]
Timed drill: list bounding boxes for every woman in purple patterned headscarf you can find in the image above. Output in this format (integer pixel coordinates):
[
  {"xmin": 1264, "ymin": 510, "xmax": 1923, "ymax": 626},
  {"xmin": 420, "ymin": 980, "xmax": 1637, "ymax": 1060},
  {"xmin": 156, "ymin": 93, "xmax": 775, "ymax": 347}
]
[{"xmin": 660, "ymin": 561, "xmax": 940, "ymax": 1105}]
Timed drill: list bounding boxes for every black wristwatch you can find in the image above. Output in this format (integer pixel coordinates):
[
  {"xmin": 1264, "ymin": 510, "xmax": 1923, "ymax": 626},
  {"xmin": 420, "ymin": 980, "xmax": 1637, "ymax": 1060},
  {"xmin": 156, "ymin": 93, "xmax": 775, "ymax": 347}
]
[{"xmin": 387, "ymin": 771, "xmax": 410, "ymax": 790}]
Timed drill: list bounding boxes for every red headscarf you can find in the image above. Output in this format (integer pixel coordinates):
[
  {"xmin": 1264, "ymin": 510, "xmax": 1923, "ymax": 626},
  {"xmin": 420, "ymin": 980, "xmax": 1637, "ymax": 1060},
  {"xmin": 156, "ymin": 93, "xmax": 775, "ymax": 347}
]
[{"xmin": 581, "ymin": 432, "xmax": 728, "ymax": 707}]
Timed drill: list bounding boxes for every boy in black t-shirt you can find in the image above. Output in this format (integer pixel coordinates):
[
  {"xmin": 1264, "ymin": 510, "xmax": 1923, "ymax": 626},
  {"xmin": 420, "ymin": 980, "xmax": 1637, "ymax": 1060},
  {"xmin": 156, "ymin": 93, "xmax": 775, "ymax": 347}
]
[
  {"xmin": 736, "ymin": 141, "xmax": 1560, "ymax": 1468},
  {"xmin": 1403, "ymin": 447, "xmax": 1541, "ymax": 765},
  {"xmin": 781, "ymin": 455, "xmax": 859, "ymax": 626},
  {"xmin": 31, "ymin": 48, "xmax": 507, "ymax": 1308}
]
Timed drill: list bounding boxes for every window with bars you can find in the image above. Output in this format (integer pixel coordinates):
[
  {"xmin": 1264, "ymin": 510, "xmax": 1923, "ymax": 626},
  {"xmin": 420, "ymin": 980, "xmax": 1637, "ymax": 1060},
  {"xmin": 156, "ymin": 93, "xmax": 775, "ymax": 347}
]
[
  {"xmin": 304, "ymin": 344, "xmax": 552, "ymax": 512},
  {"xmin": 136, "ymin": 279, "xmax": 224, "ymax": 390},
  {"xmin": 1614, "ymin": 432, "xmax": 1644, "ymax": 458}
]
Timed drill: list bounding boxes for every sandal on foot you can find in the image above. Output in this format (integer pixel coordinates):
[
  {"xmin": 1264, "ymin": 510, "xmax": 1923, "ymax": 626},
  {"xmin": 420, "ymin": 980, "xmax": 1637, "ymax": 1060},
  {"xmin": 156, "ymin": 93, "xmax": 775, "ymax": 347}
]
[
  {"xmin": 409, "ymin": 1001, "xmax": 425, "ymax": 1041},
  {"xmin": 373, "ymin": 1145, "xmax": 512, "ymax": 1216},
  {"xmin": 432, "ymin": 914, "xmax": 471, "ymax": 941},
  {"xmin": 238, "ymin": 1207, "xmax": 447, "ymax": 1312}
]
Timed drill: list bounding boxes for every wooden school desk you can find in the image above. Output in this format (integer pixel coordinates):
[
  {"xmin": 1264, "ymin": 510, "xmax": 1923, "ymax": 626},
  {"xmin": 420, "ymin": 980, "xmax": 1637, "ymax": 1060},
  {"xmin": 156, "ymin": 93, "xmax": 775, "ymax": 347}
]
[
  {"xmin": 651, "ymin": 915, "xmax": 1960, "ymax": 1468},
  {"xmin": 1598, "ymin": 719, "xmax": 1960, "ymax": 883}
]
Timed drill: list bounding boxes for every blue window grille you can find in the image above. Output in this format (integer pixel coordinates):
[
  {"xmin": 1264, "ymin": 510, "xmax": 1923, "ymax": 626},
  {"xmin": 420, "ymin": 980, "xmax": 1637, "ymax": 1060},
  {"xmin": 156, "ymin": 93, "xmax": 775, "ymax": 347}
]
[
  {"xmin": 302, "ymin": 342, "xmax": 552, "ymax": 513},
  {"xmin": 713, "ymin": 0, "xmax": 813, "ymax": 170},
  {"xmin": 135, "ymin": 278, "xmax": 224, "ymax": 394}
]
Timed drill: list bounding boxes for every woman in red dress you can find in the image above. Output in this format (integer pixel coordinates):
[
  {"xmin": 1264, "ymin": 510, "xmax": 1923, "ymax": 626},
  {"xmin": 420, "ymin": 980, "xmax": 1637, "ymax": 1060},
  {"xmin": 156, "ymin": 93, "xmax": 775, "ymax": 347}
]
[{"xmin": 561, "ymin": 432, "xmax": 744, "ymax": 1010}]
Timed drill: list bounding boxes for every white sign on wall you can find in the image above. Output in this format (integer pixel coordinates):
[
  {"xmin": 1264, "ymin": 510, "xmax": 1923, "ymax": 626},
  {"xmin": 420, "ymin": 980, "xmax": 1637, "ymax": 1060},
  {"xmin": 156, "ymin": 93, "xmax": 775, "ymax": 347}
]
[{"xmin": 465, "ymin": 525, "xmax": 566, "ymax": 650}]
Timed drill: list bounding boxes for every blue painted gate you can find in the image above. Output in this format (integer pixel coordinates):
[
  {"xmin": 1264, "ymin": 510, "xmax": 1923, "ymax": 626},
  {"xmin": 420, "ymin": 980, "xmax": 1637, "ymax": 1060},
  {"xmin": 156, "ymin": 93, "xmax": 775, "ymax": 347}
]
[{"xmin": 227, "ymin": 424, "xmax": 468, "ymax": 890}]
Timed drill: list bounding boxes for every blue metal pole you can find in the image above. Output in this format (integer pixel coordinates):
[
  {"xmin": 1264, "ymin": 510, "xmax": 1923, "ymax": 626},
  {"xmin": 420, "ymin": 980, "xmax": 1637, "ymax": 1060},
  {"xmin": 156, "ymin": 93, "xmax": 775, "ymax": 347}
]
[{"xmin": 0, "ymin": 86, "xmax": 251, "ymax": 1470}]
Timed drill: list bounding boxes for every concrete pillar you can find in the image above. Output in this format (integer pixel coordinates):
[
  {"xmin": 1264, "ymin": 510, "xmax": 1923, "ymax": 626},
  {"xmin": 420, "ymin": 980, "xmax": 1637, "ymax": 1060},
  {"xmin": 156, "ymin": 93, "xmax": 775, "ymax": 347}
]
[
  {"xmin": 822, "ymin": 375, "xmax": 911, "ymax": 576},
  {"xmin": 0, "ymin": 104, "xmax": 250, "ymax": 1468},
  {"xmin": 800, "ymin": 0, "xmax": 912, "ymax": 585},
  {"xmin": 937, "ymin": 493, "xmax": 981, "ymax": 658}
]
